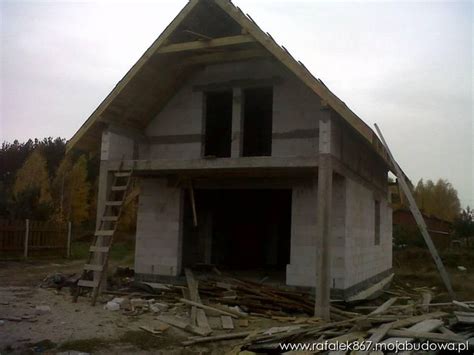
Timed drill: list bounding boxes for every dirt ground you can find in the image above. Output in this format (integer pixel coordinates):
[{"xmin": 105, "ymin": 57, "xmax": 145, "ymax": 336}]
[
  {"xmin": 0, "ymin": 260, "xmax": 279, "ymax": 354},
  {"xmin": 1, "ymin": 247, "xmax": 473, "ymax": 354}
]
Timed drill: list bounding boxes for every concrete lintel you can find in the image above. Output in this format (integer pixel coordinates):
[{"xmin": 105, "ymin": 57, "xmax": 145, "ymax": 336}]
[{"xmin": 107, "ymin": 156, "xmax": 319, "ymax": 173}]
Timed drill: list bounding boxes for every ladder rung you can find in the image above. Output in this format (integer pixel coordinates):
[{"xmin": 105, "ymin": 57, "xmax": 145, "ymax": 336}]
[
  {"xmin": 95, "ymin": 230, "xmax": 114, "ymax": 237},
  {"xmin": 111, "ymin": 185, "xmax": 127, "ymax": 191},
  {"xmin": 83, "ymin": 264, "xmax": 103, "ymax": 272},
  {"xmin": 105, "ymin": 201, "xmax": 123, "ymax": 206},
  {"xmin": 115, "ymin": 172, "xmax": 132, "ymax": 178},
  {"xmin": 102, "ymin": 216, "xmax": 118, "ymax": 222},
  {"xmin": 90, "ymin": 246, "xmax": 110, "ymax": 253},
  {"xmin": 78, "ymin": 280, "xmax": 99, "ymax": 288}
]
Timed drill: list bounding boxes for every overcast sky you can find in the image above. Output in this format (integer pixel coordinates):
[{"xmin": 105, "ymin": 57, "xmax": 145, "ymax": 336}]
[{"xmin": 1, "ymin": 0, "xmax": 472, "ymax": 207}]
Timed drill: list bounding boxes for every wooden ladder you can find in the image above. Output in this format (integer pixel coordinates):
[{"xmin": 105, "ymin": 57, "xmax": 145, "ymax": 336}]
[{"xmin": 73, "ymin": 168, "xmax": 133, "ymax": 305}]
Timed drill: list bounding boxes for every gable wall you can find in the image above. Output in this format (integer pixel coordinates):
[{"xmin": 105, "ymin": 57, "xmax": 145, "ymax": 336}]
[{"xmin": 142, "ymin": 58, "xmax": 321, "ymax": 160}]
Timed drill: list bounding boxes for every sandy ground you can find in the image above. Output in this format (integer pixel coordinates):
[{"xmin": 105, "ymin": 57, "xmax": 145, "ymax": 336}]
[{"xmin": 0, "ymin": 260, "xmax": 275, "ymax": 354}]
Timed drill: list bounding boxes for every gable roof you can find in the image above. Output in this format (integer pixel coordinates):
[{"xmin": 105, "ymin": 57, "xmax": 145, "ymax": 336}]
[{"xmin": 67, "ymin": 0, "xmax": 392, "ymax": 169}]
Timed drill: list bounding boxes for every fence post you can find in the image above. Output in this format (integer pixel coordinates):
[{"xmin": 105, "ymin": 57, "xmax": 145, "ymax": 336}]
[
  {"xmin": 24, "ymin": 219, "xmax": 30, "ymax": 259},
  {"xmin": 67, "ymin": 221, "xmax": 72, "ymax": 258}
]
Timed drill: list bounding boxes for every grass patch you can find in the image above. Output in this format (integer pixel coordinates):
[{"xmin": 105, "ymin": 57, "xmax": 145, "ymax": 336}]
[
  {"xmin": 57, "ymin": 338, "xmax": 110, "ymax": 353},
  {"xmin": 70, "ymin": 240, "xmax": 134, "ymax": 264}
]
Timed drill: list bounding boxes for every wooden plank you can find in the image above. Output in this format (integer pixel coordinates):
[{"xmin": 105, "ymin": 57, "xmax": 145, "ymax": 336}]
[
  {"xmin": 182, "ymin": 331, "xmax": 252, "ymax": 346},
  {"xmin": 454, "ymin": 311, "xmax": 474, "ymax": 324},
  {"xmin": 375, "ymin": 124, "xmax": 456, "ymax": 299},
  {"xmin": 221, "ymin": 316, "xmax": 234, "ymax": 329},
  {"xmin": 157, "ymin": 35, "xmax": 255, "ymax": 53},
  {"xmin": 370, "ymin": 297, "xmax": 398, "ymax": 315},
  {"xmin": 114, "ymin": 172, "xmax": 132, "ymax": 177},
  {"xmin": 78, "ymin": 280, "xmax": 99, "ymax": 288},
  {"xmin": 179, "ymin": 298, "xmax": 239, "ymax": 319},
  {"xmin": 111, "ymin": 185, "xmax": 127, "ymax": 191},
  {"xmin": 95, "ymin": 230, "xmax": 114, "ymax": 237},
  {"xmin": 453, "ymin": 300, "xmax": 473, "ymax": 310},
  {"xmin": 381, "ymin": 319, "xmax": 444, "ymax": 345},
  {"xmin": 188, "ymin": 184, "xmax": 198, "ymax": 227},
  {"xmin": 157, "ymin": 315, "xmax": 211, "ymax": 336},
  {"xmin": 390, "ymin": 311, "xmax": 447, "ymax": 329},
  {"xmin": 384, "ymin": 329, "xmax": 464, "ymax": 342},
  {"xmin": 357, "ymin": 322, "xmax": 393, "ymax": 354},
  {"xmin": 89, "ymin": 246, "xmax": 110, "ymax": 253},
  {"xmin": 101, "ymin": 216, "xmax": 119, "ymax": 222},
  {"xmin": 184, "ymin": 268, "xmax": 210, "ymax": 331},
  {"xmin": 24, "ymin": 219, "xmax": 29, "ymax": 259},
  {"xmin": 347, "ymin": 274, "xmax": 394, "ymax": 302},
  {"xmin": 66, "ymin": 221, "xmax": 72, "ymax": 258},
  {"xmin": 183, "ymin": 48, "xmax": 269, "ymax": 66},
  {"xmin": 83, "ymin": 264, "xmax": 103, "ymax": 272},
  {"xmin": 421, "ymin": 292, "xmax": 432, "ymax": 312}
]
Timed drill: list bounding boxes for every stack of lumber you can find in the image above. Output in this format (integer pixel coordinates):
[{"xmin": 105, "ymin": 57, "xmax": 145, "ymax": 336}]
[
  {"xmin": 172, "ymin": 272, "xmax": 474, "ymax": 350},
  {"xmin": 198, "ymin": 276, "xmax": 359, "ymax": 320}
]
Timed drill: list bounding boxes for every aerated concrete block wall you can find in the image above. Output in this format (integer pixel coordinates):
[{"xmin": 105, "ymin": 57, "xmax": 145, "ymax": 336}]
[
  {"xmin": 344, "ymin": 178, "xmax": 392, "ymax": 288},
  {"xmin": 142, "ymin": 58, "xmax": 320, "ymax": 160},
  {"xmin": 134, "ymin": 178, "xmax": 183, "ymax": 277},
  {"xmin": 286, "ymin": 176, "xmax": 346, "ymax": 289}
]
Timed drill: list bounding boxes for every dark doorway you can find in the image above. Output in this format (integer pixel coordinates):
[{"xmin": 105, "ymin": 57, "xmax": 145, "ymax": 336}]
[
  {"xmin": 204, "ymin": 91, "xmax": 233, "ymax": 157},
  {"xmin": 242, "ymin": 87, "xmax": 273, "ymax": 157},
  {"xmin": 182, "ymin": 188, "xmax": 292, "ymax": 271}
]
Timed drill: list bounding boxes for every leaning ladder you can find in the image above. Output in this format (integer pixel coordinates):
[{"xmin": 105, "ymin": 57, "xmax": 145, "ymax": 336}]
[{"xmin": 73, "ymin": 168, "xmax": 133, "ymax": 305}]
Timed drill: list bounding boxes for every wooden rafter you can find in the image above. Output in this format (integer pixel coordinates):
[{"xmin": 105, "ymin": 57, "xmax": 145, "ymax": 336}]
[{"xmin": 157, "ymin": 35, "xmax": 255, "ymax": 53}]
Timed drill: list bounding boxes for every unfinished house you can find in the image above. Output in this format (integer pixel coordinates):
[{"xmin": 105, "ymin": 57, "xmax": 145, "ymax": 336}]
[{"xmin": 68, "ymin": 0, "xmax": 394, "ymax": 316}]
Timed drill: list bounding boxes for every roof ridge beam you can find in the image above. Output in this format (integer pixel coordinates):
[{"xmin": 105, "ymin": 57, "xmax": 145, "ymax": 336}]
[{"xmin": 157, "ymin": 35, "xmax": 256, "ymax": 54}]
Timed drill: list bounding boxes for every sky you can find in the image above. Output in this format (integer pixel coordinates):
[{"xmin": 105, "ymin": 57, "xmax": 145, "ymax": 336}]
[{"xmin": 0, "ymin": 0, "xmax": 472, "ymax": 207}]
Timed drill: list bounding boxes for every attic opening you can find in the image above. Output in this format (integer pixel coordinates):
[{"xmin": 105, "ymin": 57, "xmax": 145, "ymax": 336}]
[
  {"xmin": 242, "ymin": 87, "xmax": 273, "ymax": 157},
  {"xmin": 182, "ymin": 188, "xmax": 291, "ymax": 273},
  {"xmin": 203, "ymin": 90, "xmax": 233, "ymax": 158}
]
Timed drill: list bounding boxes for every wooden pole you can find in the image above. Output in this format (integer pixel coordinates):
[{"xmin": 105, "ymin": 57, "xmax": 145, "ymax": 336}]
[
  {"xmin": 67, "ymin": 221, "xmax": 72, "ymax": 258},
  {"xmin": 188, "ymin": 181, "xmax": 198, "ymax": 227},
  {"xmin": 374, "ymin": 123, "xmax": 456, "ymax": 300},
  {"xmin": 24, "ymin": 219, "xmax": 29, "ymax": 259}
]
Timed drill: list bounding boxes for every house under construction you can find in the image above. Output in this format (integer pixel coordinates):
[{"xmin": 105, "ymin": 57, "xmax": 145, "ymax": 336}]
[{"xmin": 67, "ymin": 0, "xmax": 394, "ymax": 317}]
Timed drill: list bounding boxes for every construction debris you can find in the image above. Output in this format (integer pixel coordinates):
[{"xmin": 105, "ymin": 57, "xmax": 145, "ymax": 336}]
[{"xmin": 39, "ymin": 266, "xmax": 474, "ymax": 352}]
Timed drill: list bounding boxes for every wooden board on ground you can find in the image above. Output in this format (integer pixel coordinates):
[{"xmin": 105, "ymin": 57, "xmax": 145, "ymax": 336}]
[
  {"xmin": 347, "ymin": 274, "xmax": 394, "ymax": 302},
  {"xmin": 370, "ymin": 297, "xmax": 398, "ymax": 315},
  {"xmin": 221, "ymin": 315, "xmax": 234, "ymax": 329}
]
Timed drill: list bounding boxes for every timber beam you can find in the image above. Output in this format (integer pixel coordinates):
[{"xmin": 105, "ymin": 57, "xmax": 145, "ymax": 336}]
[
  {"xmin": 157, "ymin": 35, "xmax": 256, "ymax": 53},
  {"xmin": 182, "ymin": 48, "xmax": 270, "ymax": 66}
]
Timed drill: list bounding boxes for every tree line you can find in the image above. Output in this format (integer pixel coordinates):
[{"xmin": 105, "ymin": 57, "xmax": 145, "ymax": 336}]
[{"xmin": 0, "ymin": 138, "xmax": 99, "ymax": 226}]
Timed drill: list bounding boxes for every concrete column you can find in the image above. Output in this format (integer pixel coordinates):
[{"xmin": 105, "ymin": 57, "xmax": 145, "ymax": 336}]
[
  {"xmin": 231, "ymin": 88, "xmax": 243, "ymax": 158},
  {"xmin": 315, "ymin": 107, "xmax": 333, "ymax": 320}
]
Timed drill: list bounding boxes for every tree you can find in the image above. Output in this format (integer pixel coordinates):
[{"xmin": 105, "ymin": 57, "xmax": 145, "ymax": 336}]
[
  {"xmin": 10, "ymin": 149, "xmax": 53, "ymax": 219},
  {"xmin": 52, "ymin": 155, "xmax": 91, "ymax": 224},
  {"xmin": 414, "ymin": 178, "xmax": 461, "ymax": 222},
  {"xmin": 453, "ymin": 207, "xmax": 474, "ymax": 246},
  {"xmin": 13, "ymin": 149, "xmax": 52, "ymax": 205}
]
